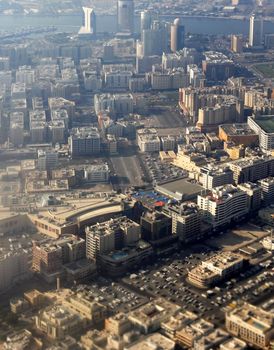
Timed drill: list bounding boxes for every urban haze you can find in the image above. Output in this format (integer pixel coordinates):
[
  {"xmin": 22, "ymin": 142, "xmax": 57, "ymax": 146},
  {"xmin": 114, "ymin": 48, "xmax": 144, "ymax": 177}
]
[{"xmin": 0, "ymin": 0, "xmax": 274, "ymax": 349}]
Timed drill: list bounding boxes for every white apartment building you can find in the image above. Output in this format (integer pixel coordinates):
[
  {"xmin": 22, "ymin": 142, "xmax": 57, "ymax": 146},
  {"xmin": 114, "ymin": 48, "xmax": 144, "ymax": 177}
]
[
  {"xmin": 86, "ymin": 217, "xmax": 141, "ymax": 260},
  {"xmin": 84, "ymin": 164, "xmax": 110, "ymax": 183},
  {"xmin": 198, "ymin": 185, "xmax": 249, "ymax": 228},
  {"xmin": 199, "ymin": 166, "xmax": 233, "ymax": 190},
  {"xmin": 248, "ymin": 115, "xmax": 274, "ymax": 150},
  {"xmin": 137, "ymin": 128, "xmax": 161, "ymax": 153}
]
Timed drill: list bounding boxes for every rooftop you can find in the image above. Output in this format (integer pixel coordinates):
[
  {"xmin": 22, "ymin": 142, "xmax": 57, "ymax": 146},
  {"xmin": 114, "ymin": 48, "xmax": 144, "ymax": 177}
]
[
  {"xmin": 220, "ymin": 124, "xmax": 257, "ymax": 136},
  {"xmin": 228, "ymin": 303, "xmax": 274, "ymax": 335},
  {"xmin": 251, "ymin": 115, "xmax": 274, "ymax": 134}
]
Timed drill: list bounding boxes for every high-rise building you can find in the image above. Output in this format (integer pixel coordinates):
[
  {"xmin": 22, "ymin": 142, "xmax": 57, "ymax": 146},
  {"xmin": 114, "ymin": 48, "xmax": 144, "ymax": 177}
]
[
  {"xmin": 140, "ymin": 10, "xmax": 152, "ymax": 33},
  {"xmin": 231, "ymin": 34, "xmax": 243, "ymax": 53},
  {"xmin": 141, "ymin": 20, "xmax": 168, "ymax": 56},
  {"xmin": 170, "ymin": 18, "xmax": 185, "ymax": 52},
  {"xmin": 163, "ymin": 203, "xmax": 201, "ymax": 243},
  {"xmin": 86, "ymin": 216, "xmax": 140, "ymax": 260},
  {"xmin": 37, "ymin": 149, "xmax": 59, "ymax": 171},
  {"xmin": 199, "ymin": 166, "xmax": 234, "ymax": 190},
  {"xmin": 259, "ymin": 177, "xmax": 274, "ymax": 204},
  {"xmin": 117, "ymin": 0, "xmax": 134, "ymax": 34},
  {"xmin": 68, "ymin": 127, "xmax": 101, "ymax": 157},
  {"xmin": 249, "ymin": 14, "xmax": 263, "ymax": 47},
  {"xmin": 79, "ymin": 7, "xmax": 96, "ymax": 35}
]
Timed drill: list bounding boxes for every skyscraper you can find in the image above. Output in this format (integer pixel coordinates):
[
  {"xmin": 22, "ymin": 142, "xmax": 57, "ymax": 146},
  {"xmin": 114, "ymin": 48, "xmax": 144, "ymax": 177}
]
[
  {"xmin": 140, "ymin": 10, "xmax": 152, "ymax": 32},
  {"xmin": 117, "ymin": 0, "xmax": 134, "ymax": 34},
  {"xmin": 79, "ymin": 7, "xmax": 96, "ymax": 35},
  {"xmin": 170, "ymin": 18, "xmax": 185, "ymax": 52},
  {"xmin": 142, "ymin": 20, "xmax": 168, "ymax": 56},
  {"xmin": 249, "ymin": 14, "xmax": 263, "ymax": 47}
]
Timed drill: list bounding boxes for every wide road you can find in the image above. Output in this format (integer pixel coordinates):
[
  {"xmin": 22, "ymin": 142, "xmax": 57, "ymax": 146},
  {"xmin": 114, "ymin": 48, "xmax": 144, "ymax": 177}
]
[{"xmin": 110, "ymin": 155, "xmax": 145, "ymax": 190}]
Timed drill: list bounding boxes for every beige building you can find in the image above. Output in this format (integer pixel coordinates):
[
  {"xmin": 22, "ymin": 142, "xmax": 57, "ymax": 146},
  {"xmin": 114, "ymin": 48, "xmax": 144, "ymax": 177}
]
[
  {"xmin": 35, "ymin": 304, "xmax": 83, "ymax": 340},
  {"xmin": 161, "ymin": 311, "xmax": 197, "ymax": 340},
  {"xmin": 220, "ymin": 338, "xmax": 247, "ymax": 350},
  {"xmin": 226, "ymin": 303, "xmax": 274, "ymax": 349},
  {"xmin": 175, "ymin": 319, "xmax": 214, "ymax": 348},
  {"xmin": 128, "ymin": 298, "xmax": 181, "ymax": 334},
  {"xmin": 173, "ymin": 145, "xmax": 207, "ymax": 173},
  {"xmin": 188, "ymin": 252, "xmax": 244, "ymax": 288},
  {"xmin": 105, "ymin": 313, "xmax": 132, "ymax": 336},
  {"xmin": 63, "ymin": 291, "xmax": 107, "ymax": 326},
  {"xmin": 125, "ymin": 333, "xmax": 175, "ymax": 350}
]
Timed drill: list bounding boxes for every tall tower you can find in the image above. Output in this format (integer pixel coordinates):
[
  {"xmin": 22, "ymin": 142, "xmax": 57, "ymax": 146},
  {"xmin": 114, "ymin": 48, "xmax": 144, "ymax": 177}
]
[
  {"xmin": 170, "ymin": 18, "xmax": 185, "ymax": 52},
  {"xmin": 140, "ymin": 10, "xmax": 152, "ymax": 32},
  {"xmin": 79, "ymin": 7, "xmax": 96, "ymax": 35},
  {"xmin": 117, "ymin": 0, "xmax": 134, "ymax": 34},
  {"xmin": 249, "ymin": 14, "xmax": 263, "ymax": 47}
]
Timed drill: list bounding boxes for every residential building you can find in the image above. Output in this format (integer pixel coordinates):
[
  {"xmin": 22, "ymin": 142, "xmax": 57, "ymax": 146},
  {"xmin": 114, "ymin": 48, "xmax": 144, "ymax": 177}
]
[
  {"xmin": 238, "ymin": 182, "xmax": 262, "ymax": 211},
  {"xmin": 137, "ymin": 128, "xmax": 161, "ymax": 153},
  {"xmin": 229, "ymin": 156, "xmax": 274, "ymax": 184},
  {"xmin": 163, "ymin": 203, "xmax": 201, "ymax": 243},
  {"xmin": 259, "ymin": 177, "xmax": 274, "ymax": 204},
  {"xmin": 198, "ymin": 185, "xmax": 249, "ymax": 228},
  {"xmin": 86, "ymin": 216, "xmax": 141, "ymax": 260},
  {"xmin": 69, "ymin": 127, "xmax": 100, "ymax": 156},
  {"xmin": 84, "ymin": 164, "xmax": 109, "ymax": 183},
  {"xmin": 248, "ymin": 115, "xmax": 274, "ymax": 151},
  {"xmin": 199, "ymin": 166, "xmax": 234, "ymax": 190}
]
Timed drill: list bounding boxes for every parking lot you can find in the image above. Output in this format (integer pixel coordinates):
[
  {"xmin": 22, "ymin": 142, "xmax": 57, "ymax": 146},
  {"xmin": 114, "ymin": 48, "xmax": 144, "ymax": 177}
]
[
  {"xmin": 141, "ymin": 154, "xmax": 186, "ymax": 185},
  {"xmin": 122, "ymin": 243, "xmax": 274, "ymax": 326},
  {"xmin": 110, "ymin": 154, "xmax": 146, "ymax": 190},
  {"xmin": 74, "ymin": 277, "xmax": 149, "ymax": 314}
]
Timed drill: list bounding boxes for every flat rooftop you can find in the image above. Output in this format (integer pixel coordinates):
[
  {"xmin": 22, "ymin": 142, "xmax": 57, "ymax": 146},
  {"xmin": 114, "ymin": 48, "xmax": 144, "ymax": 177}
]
[
  {"xmin": 253, "ymin": 115, "xmax": 274, "ymax": 134},
  {"xmin": 156, "ymin": 178, "xmax": 203, "ymax": 200},
  {"xmin": 220, "ymin": 124, "xmax": 257, "ymax": 136}
]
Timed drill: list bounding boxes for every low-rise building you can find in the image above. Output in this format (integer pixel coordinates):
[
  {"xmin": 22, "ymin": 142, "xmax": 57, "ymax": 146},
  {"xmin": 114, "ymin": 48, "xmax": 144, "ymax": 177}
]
[
  {"xmin": 188, "ymin": 252, "xmax": 245, "ymax": 288},
  {"xmin": 226, "ymin": 303, "xmax": 274, "ymax": 349},
  {"xmin": 175, "ymin": 319, "xmax": 214, "ymax": 348},
  {"xmin": 161, "ymin": 311, "xmax": 197, "ymax": 341},
  {"xmin": 125, "ymin": 333, "xmax": 175, "ymax": 350},
  {"xmin": 84, "ymin": 164, "xmax": 109, "ymax": 183},
  {"xmin": 35, "ymin": 304, "xmax": 83, "ymax": 340},
  {"xmin": 173, "ymin": 145, "xmax": 207, "ymax": 173},
  {"xmin": 220, "ymin": 338, "xmax": 247, "ymax": 350},
  {"xmin": 137, "ymin": 128, "xmax": 161, "ymax": 153},
  {"xmin": 128, "ymin": 298, "xmax": 181, "ymax": 334},
  {"xmin": 219, "ymin": 124, "xmax": 258, "ymax": 147}
]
